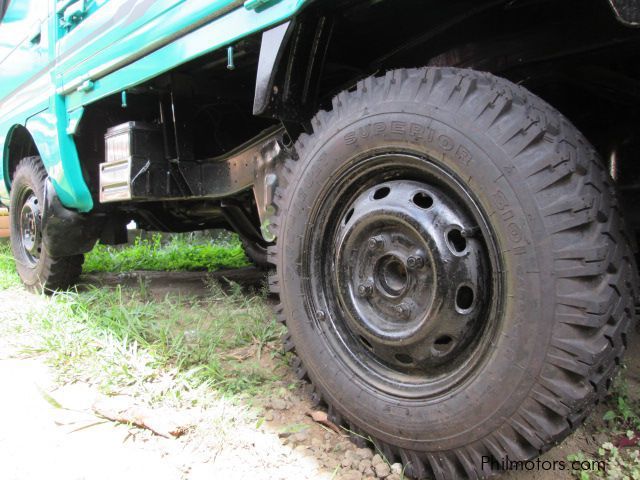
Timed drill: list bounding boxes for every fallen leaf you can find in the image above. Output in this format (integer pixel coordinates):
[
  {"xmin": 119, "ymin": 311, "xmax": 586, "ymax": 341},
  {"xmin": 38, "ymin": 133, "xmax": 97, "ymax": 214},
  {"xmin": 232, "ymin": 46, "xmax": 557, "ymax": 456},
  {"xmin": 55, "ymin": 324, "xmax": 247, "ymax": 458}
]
[
  {"xmin": 306, "ymin": 410, "xmax": 342, "ymax": 435},
  {"xmin": 615, "ymin": 432, "xmax": 640, "ymax": 448},
  {"xmin": 36, "ymin": 385, "xmax": 64, "ymax": 409},
  {"xmin": 93, "ymin": 398, "xmax": 190, "ymax": 438}
]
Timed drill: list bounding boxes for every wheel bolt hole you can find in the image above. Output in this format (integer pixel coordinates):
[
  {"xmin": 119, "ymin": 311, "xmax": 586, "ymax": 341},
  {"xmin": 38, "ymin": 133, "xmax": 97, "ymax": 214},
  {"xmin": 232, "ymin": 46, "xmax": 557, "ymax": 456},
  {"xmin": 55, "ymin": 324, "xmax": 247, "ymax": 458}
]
[
  {"xmin": 456, "ymin": 285, "xmax": 474, "ymax": 311},
  {"xmin": 373, "ymin": 186, "xmax": 390, "ymax": 200},
  {"xmin": 394, "ymin": 353, "xmax": 413, "ymax": 365},
  {"xmin": 433, "ymin": 335, "xmax": 454, "ymax": 354},
  {"xmin": 344, "ymin": 208, "xmax": 355, "ymax": 225},
  {"xmin": 447, "ymin": 228, "xmax": 467, "ymax": 253},
  {"xmin": 359, "ymin": 336, "xmax": 373, "ymax": 351},
  {"xmin": 412, "ymin": 192, "xmax": 433, "ymax": 209}
]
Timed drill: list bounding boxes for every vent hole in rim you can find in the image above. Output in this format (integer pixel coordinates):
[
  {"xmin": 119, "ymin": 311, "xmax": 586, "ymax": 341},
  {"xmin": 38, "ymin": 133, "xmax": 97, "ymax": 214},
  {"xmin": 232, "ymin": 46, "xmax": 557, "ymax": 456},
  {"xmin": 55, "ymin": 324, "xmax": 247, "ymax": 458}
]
[
  {"xmin": 447, "ymin": 229, "xmax": 467, "ymax": 253},
  {"xmin": 373, "ymin": 186, "xmax": 390, "ymax": 200},
  {"xmin": 344, "ymin": 208, "xmax": 354, "ymax": 225},
  {"xmin": 433, "ymin": 335, "xmax": 454, "ymax": 353},
  {"xmin": 359, "ymin": 336, "xmax": 373, "ymax": 351},
  {"xmin": 412, "ymin": 192, "xmax": 433, "ymax": 209},
  {"xmin": 395, "ymin": 353, "xmax": 413, "ymax": 365},
  {"xmin": 456, "ymin": 285, "xmax": 474, "ymax": 310}
]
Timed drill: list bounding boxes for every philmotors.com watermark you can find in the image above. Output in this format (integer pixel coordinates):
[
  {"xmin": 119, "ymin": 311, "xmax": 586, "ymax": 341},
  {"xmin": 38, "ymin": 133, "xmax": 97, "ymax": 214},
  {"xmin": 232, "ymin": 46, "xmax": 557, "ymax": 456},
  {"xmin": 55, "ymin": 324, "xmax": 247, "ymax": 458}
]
[{"xmin": 482, "ymin": 455, "xmax": 606, "ymax": 473}]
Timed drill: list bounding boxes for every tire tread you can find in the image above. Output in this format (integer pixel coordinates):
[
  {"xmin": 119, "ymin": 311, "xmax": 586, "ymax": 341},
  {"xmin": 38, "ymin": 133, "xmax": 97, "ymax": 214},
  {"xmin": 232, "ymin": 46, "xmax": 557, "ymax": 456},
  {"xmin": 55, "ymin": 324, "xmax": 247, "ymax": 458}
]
[{"xmin": 268, "ymin": 67, "xmax": 637, "ymax": 479}]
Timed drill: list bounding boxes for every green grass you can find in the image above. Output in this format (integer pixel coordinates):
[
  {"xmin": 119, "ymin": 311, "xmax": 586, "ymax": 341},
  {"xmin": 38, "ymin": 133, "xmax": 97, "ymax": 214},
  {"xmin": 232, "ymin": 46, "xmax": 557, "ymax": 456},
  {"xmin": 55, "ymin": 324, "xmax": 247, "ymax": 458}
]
[
  {"xmin": 84, "ymin": 233, "xmax": 250, "ymax": 273},
  {"xmin": 567, "ymin": 371, "xmax": 640, "ymax": 479},
  {"xmin": 0, "ymin": 234, "xmax": 287, "ymax": 407},
  {"xmin": 0, "ymin": 241, "xmax": 19, "ymax": 289},
  {"xmin": 9, "ymin": 282, "xmax": 287, "ymax": 406},
  {"xmin": 602, "ymin": 371, "xmax": 640, "ymax": 432},
  {"xmin": 567, "ymin": 445, "xmax": 640, "ymax": 479}
]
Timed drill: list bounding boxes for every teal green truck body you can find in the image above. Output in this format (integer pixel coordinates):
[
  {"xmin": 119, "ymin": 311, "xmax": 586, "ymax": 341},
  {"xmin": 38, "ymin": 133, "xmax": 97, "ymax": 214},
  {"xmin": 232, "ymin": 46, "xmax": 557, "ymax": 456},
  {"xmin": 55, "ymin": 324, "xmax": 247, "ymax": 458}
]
[{"xmin": 0, "ymin": 0, "xmax": 307, "ymax": 211}]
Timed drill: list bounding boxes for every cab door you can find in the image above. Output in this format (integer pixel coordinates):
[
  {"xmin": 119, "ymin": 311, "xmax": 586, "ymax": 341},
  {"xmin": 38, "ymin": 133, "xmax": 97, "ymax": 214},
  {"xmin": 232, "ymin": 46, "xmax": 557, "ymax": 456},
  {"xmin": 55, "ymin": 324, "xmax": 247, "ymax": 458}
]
[{"xmin": 0, "ymin": 0, "xmax": 51, "ymax": 100}]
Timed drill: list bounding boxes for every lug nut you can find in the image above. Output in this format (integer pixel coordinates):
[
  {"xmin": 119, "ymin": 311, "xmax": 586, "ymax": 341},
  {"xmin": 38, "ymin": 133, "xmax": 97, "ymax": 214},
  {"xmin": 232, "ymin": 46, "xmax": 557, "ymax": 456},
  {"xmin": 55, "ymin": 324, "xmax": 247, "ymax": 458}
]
[
  {"xmin": 367, "ymin": 236, "xmax": 384, "ymax": 251},
  {"xmin": 357, "ymin": 282, "xmax": 373, "ymax": 298},
  {"xmin": 394, "ymin": 303, "xmax": 411, "ymax": 319},
  {"xmin": 406, "ymin": 255, "xmax": 425, "ymax": 270}
]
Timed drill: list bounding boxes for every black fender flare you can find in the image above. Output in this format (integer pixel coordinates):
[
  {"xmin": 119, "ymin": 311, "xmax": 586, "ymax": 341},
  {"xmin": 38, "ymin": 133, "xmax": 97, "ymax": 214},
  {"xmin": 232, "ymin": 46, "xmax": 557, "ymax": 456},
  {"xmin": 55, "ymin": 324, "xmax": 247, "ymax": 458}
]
[
  {"xmin": 253, "ymin": 12, "xmax": 333, "ymax": 126},
  {"xmin": 42, "ymin": 179, "xmax": 103, "ymax": 257}
]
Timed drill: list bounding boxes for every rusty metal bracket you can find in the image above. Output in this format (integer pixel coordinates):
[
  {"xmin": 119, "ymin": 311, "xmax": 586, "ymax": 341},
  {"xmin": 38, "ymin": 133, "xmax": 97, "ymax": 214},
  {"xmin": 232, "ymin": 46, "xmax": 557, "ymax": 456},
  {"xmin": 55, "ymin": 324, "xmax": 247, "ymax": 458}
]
[
  {"xmin": 253, "ymin": 137, "xmax": 288, "ymax": 241},
  {"xmin": 99, "ymin": 124, "xmax": 292, "ymax": 242}
]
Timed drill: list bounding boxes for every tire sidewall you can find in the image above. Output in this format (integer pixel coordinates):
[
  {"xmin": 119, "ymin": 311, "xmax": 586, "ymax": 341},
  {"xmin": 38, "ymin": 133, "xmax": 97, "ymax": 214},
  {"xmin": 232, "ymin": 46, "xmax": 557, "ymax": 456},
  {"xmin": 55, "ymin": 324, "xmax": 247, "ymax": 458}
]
[
  {"xmin": 9, "ymin": 160, "xmax": 48, "ymax": 289},
  {"xmin": 278, "ymin": 102, "xmax": 556, "ymax": 450}
]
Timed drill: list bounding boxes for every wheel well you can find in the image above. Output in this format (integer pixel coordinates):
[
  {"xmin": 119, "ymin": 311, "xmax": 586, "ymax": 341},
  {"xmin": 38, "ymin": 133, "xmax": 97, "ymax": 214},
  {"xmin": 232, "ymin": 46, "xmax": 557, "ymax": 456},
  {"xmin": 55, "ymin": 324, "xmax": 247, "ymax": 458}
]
[
  {"xmin": 6, "ymin": 125, "xmax": 38, "ymax": 182},
  {"xmin": 260, "ymin": 0, "xmax": 640, "ymax": 139},
  {"xmin": 265, "ymin": 0, "xmax": 640, "ymax": 228}
]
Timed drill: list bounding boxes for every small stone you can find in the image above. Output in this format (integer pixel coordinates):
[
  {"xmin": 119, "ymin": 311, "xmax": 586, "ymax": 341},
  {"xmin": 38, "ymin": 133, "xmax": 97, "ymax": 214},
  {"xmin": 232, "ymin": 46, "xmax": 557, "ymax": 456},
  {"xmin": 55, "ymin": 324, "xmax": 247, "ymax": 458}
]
[
  {"xmin": 358, "ymin": 459, "xmax": 372, "ymax": 472},
  {"xmin": 292, "ymin": 432, "xmax": 309, "ymax": 444},
  {"xmin": 270, "ymin": 398, "xmax": 288, "ymax": 410},
  {"xmin": 264, "ymin": 411, "xmax": 274, "ymax": 421},
  {"xmin": 362, "ymin": 466, "xmax": 375, "ymax": 477},
  {"xmin": 333, "ymin": 441, "xmax": 349, "ymax": 453},
  {"xmin": 371, "ymin": 454, "xmax": 384, "ymax": 466},
  {"xmin": 294, "ymin": 444, "xmax": 308, "ymax": 452},
  {"xmin": 342, "ymin": 449, "xmax": 361, "ymax": 469},
  {"xmin": 324, "ymin": 456, "xmax": 340, "ymax": 470},
  {"xmin": 355, "ymin": 448, "xmax": 374, "ymax": 460},
  {"xmin": 339, "ymin": 472, "xmax": 362, "ymax": 480},
  {"xmin": 390, "ymin": 463, "xmax": 403, "ymax": 475},
  {"xmin": 592, "ymin": 432, "xmax": 609, "ymax": 445},
  {"xmin": 373, "ymin": 462, "xmax": 391, "ymax": 478}
]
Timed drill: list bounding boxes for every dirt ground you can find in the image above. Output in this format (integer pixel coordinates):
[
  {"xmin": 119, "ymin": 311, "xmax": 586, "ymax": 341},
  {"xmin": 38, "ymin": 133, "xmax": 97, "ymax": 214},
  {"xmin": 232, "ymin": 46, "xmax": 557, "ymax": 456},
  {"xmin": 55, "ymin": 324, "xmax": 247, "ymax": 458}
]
[{"xmin": 0, "ymin": 272, "xmax": 638, "ymax": 480}]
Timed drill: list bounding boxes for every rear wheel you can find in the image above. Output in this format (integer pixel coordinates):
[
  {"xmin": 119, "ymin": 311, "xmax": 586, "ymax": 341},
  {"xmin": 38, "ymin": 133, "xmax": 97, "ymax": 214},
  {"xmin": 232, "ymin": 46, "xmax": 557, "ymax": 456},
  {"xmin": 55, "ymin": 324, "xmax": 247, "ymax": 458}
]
[
  {"xmin": 10, "ymin": 157, "xmax": 84, "ymax": 293},
  {"xmin": 268, "ymin": 68, "xmax": 637, "ymax": 479}
]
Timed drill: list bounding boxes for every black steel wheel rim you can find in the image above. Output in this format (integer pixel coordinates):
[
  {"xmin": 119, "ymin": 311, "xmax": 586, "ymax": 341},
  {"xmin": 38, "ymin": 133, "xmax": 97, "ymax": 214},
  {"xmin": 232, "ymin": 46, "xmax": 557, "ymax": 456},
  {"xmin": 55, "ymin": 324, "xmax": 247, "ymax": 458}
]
[
  {"xmin": 17, "ymin": 188, "xmax": 42, "ymax": 267},
  {"xmin": 304, "ymin": 152, "xmax": 504, "ymax": 399}
]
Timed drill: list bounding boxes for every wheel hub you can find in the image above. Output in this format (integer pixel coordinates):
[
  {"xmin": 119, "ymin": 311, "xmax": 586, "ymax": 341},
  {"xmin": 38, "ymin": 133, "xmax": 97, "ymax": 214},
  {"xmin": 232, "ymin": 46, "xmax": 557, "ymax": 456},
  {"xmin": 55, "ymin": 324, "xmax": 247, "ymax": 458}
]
[
  {"xmin": 19, "ymin": 193, "xmax": 42, "ymax": 263},
  {"xmin": 334, "ymin": 180, "xmax": 487, "ymax": 371}
]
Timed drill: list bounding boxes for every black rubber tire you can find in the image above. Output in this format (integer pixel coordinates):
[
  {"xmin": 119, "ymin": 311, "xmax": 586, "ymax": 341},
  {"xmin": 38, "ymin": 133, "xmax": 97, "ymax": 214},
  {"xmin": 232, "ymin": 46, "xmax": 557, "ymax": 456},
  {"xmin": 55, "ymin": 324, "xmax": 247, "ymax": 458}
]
[
  {"xmin": 268, "ymin": 68, "xmax": 638, "ymax": 479},
  {"xmin": 9, "ymin": 157, "xmax": 84, "ymax": 293}
]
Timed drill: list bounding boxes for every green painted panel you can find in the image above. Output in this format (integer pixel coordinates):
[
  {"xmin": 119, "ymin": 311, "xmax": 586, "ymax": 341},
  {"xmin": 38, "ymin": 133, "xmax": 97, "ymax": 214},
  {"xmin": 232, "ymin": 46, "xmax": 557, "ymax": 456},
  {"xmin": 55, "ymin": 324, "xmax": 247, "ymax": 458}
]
[
  {"xmin": 0, "ymin": 0, "xmax": 309, "ymax": 210},
  {"xmin": 65, "ymin": 0, "xmax": 308, "ymax": 111}
]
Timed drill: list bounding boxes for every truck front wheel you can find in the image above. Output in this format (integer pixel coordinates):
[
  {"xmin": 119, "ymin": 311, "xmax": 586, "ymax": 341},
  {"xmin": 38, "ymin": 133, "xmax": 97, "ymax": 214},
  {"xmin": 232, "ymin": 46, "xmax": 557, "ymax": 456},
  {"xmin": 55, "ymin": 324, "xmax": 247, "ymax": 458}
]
[
  {"xmin": 9, "ymin": 157, "xmax": 84, "ymax": 293},
  {"xmin": 268, "ymin": 68, "xmax": 637, "ymax": 479}
]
